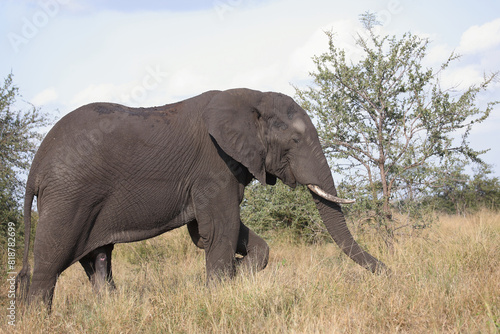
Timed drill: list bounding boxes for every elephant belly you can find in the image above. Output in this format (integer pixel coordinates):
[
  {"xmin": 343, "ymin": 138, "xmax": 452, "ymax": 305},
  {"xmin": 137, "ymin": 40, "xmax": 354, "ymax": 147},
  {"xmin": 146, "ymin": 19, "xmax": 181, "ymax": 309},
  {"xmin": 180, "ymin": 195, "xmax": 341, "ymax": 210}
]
[{"xmin": 95, "ymin": 183, "xmax": 195, "ymax": 244}]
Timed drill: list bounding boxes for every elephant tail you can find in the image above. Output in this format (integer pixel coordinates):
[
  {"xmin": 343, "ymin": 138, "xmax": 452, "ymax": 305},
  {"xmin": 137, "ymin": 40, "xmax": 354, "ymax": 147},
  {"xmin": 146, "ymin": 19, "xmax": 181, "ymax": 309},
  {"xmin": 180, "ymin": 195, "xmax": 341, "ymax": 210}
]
[{"xmin": 16, "ymin": 181, "xmax": 35, "ymax": 302}]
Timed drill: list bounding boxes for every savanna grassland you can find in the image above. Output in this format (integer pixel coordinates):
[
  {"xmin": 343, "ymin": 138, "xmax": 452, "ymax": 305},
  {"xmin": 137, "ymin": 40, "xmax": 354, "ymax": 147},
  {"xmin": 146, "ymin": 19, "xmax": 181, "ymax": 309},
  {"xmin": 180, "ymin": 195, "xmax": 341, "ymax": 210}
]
[{"xmin": 2, "ymin": 210, "xmax": 499, "ymax": 333}]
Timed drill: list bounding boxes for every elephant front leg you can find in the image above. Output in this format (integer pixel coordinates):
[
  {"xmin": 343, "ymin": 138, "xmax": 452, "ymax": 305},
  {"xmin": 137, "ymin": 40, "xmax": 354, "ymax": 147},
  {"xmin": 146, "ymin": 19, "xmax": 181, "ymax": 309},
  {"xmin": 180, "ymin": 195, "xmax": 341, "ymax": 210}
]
[
  {"xmin": 80, "ymin": 244, "xmax": 116, "ymax": 293},
  {"xmin": 193, "ymin": 191, "xmax": 241, "ymax": 284},
  {"xmin": 93, "ymin": 251, "xmax": 114, "ymax": 290},
  {"xmin": 198, "ymin": 217, "xmax": 239, "ymax": 283},
  {"xmin": 203, "ymin": 236, "xmax": 238, "ymax": 283}
]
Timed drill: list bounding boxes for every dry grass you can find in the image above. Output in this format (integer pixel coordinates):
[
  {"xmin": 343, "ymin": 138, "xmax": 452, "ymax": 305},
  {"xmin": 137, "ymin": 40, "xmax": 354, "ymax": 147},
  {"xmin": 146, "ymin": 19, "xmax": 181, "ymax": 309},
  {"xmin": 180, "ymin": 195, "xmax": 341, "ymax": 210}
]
[{"xmin": 2, "ymin": 210, "xmax": 499, "ymax": 333}]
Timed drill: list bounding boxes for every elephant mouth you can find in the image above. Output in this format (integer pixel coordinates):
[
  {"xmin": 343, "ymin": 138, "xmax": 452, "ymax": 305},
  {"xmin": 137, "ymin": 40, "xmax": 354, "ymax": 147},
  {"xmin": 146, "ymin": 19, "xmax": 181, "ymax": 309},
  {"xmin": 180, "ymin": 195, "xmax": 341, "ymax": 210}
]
[
  {"xmin": 275, "ymin": 166, "xmax": 297, "ymax": 188},
  {"xmin": 307, "ymin": 184, "xmax": 356, "ymax": 205}
]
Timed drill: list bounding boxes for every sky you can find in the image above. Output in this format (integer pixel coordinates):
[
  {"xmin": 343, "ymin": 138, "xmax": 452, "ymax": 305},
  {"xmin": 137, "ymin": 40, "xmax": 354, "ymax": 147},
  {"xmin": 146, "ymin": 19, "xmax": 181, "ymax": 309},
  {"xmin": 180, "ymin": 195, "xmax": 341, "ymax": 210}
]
[{"xmin": 1, "ymin": 0, "xmax": 500, "ymax": 178}]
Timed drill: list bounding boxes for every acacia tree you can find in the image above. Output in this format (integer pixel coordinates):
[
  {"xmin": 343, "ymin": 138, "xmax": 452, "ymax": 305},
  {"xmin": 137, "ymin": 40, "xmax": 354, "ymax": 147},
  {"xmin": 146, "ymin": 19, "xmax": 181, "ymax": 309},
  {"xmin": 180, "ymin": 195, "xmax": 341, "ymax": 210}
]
[{"xmin": 295, "ymin": 14, "xmax": 498, "ymax": 230}]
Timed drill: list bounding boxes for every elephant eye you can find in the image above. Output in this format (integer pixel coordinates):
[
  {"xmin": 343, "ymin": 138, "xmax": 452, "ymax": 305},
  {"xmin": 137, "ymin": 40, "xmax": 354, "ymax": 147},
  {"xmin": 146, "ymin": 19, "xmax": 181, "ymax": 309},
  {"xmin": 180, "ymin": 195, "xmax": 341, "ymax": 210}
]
[{"xmin": 292, "ymin": 138, "xmax": 300, "ymax": 144}]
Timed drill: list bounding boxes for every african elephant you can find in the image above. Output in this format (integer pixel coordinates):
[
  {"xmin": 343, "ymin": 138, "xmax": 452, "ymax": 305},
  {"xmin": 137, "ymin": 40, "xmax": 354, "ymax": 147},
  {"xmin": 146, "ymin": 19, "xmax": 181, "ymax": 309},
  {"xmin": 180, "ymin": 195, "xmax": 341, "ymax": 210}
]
[{"xmin": 16, "ymin": 88, "xmax": 386, "ymax": 310}]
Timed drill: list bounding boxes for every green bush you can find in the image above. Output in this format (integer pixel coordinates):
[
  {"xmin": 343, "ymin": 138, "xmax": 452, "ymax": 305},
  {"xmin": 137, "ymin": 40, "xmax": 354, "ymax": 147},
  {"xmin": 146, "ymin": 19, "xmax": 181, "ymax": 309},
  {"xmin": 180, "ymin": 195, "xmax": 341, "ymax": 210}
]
[
  {"xmin": 241, "ymin": 181, "xmax": 329, "ymax": 244},
  {"xmin": 428, "ymin": 165, "xmax": 500, "ymax": 215}
]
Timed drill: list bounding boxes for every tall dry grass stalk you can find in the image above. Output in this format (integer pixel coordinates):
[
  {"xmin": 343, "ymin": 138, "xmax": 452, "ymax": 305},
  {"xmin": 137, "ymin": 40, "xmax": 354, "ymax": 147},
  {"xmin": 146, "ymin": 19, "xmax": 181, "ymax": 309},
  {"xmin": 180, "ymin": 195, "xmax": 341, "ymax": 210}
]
[{"xmin": 2, "ymin": 210, "xmax": 499, "ymax": 333}]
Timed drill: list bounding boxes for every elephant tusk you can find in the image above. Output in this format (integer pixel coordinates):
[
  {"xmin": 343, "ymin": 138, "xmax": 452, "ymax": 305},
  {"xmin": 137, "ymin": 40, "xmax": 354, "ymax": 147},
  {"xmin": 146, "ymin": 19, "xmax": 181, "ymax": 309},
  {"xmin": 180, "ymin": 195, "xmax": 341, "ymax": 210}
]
[{"xmin": 307, "ymin": 184, "xmax": 356, "ymax": 205}]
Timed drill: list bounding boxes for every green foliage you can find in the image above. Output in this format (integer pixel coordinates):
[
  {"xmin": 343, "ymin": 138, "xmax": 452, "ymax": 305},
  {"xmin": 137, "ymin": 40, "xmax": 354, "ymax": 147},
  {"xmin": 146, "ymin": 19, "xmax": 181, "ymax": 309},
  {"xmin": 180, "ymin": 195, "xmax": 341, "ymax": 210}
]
[
  {"xmin": 294, "ymin": 16, "xmax": 498, "ymax": 236},
  {"xmin": 0, "ymin": 73, "xmax": 50, "ymax": 265},
  {"xmin": 241, "ymin": 180, "xmax": 329, "ymax": 244},
  {"xmin": 427, "ymin": 164, "xmax": 500, "ymax": 215}
]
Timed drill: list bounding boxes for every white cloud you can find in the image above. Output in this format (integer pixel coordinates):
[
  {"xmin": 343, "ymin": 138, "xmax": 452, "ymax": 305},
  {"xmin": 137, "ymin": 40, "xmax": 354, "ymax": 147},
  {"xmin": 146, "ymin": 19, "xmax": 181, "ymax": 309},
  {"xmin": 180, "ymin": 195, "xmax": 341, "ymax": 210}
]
[
  {"xmin": 287, "ymin": 19, "xmax": 370, "ymax": 90},
  {"xmin": 458, "ymin": 18, "xmax": 500, "ymax": 54},
  {"xmin": 61, "ymin": 7, "xmax": 321, "ymax": 101},
  {"xmin": 70, "ymin": 83, "xmax": 126, "ymax": 108},
  {"xmin": 440, "ymin": 65, "xmax": 484, "ymax": 91},
  {"xmin": 164, "ymin": 68, "xmax": 211, "ymax": 99},
  {"xmin": 288, "ymin": 23, "xmax": 336, "ymax": 80},
  {"xmin": 32, "ymin": 87, "xmax": 58, "ymax": 106},
  {"xmin": 425, "ymin": 43, "xmax": 454, "ymax": 66}
]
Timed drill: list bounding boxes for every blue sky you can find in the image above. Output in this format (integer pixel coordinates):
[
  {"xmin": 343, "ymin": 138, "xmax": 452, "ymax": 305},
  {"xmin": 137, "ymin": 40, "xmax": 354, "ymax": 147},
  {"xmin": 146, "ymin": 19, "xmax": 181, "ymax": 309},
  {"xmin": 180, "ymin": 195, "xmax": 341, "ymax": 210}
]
[{"xmin": 1, "ymin": 0, "xmax": 500, "ymax": 178}]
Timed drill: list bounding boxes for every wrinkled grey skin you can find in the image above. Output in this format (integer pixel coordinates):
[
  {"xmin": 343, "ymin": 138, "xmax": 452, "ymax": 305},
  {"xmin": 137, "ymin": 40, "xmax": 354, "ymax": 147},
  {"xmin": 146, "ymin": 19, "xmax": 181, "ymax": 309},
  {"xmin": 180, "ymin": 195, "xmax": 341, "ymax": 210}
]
[{"xmin": 16, "ymin": 88, "xmax": 386, "ymax": 310}]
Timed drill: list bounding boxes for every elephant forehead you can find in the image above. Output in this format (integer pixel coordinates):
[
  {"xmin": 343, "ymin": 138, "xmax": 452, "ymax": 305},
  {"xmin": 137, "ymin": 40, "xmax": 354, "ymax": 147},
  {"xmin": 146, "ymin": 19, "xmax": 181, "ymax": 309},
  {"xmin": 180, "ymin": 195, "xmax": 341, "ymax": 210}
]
[{"xmin": 292, "ymin": 118, "xmax": 306, "ymax": 134}]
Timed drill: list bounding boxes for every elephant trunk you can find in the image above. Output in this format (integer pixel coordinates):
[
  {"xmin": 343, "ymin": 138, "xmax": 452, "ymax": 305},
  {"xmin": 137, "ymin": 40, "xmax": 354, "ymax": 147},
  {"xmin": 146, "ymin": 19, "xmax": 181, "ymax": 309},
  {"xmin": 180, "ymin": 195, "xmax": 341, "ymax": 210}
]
[
  {"xmin": 301, "ymin": 157, "xmax": 386, "ymax": 273},
  {"xmin": 310, "ymin": 187, "xmax": 386, "ymax": 273}
]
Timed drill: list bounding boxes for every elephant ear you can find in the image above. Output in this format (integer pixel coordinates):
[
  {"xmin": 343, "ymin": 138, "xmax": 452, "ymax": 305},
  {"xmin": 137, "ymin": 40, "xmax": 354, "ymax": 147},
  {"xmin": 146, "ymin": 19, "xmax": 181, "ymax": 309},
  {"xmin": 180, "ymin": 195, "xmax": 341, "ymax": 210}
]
[{"xmin": 203, "ymin": 90, "xmax": 268, "ymax": 185}]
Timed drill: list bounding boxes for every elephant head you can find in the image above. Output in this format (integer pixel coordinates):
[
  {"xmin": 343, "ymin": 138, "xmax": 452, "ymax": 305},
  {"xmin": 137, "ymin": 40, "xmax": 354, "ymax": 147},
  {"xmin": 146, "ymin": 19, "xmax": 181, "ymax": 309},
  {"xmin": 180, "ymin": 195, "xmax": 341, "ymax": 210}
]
[{"xmin": 203, "ymin": 88, "xmax": 386, "ymax": 273}]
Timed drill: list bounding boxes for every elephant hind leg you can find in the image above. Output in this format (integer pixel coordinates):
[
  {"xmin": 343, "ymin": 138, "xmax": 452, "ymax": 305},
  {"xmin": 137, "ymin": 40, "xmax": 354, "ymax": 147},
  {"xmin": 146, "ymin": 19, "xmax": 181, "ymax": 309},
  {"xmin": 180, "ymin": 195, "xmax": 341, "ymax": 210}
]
[
  {"xmin": 236, "ymin": 221, "xmax": 269, "ymax": 272},
  {"xmin": 80, "ymin": 244, "xmax": 116, "ymax": 293},
  {"xmin": 28, "ymin": 253, "xmax": 71, "ymax": 311},
  {"xmin": 28, "ymin": 215, "xmax": 78, "ymax": 311},
  {"xmin": 28, "ymin": 268, "xmax": 58, "ymax": 311}
]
